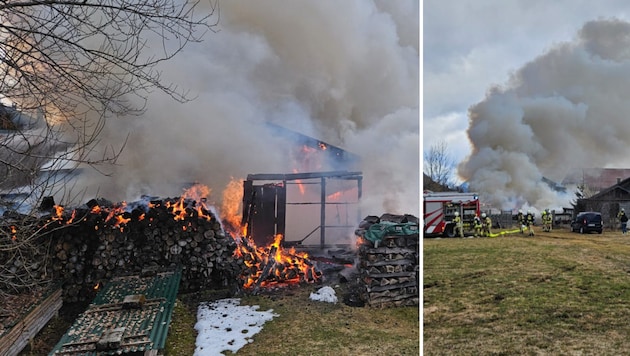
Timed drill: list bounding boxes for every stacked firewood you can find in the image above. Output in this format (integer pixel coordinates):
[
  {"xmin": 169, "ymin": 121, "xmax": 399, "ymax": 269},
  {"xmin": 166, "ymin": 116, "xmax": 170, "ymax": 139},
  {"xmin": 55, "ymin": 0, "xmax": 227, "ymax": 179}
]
[
  {"xmin": 355, "ymin": 214, "xmax": 419, "ymax": 307},
  {"xmin": 42, "ymin": 197, "xmax": 245, "ymax": 302}
]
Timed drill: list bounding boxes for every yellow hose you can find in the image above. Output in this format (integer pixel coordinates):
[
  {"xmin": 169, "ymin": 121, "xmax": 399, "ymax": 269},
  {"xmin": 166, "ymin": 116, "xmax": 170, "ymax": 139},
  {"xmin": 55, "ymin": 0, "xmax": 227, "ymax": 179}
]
[{"xmin": 488, "ymin": 228, "xmax": 522, "ymax": 238}]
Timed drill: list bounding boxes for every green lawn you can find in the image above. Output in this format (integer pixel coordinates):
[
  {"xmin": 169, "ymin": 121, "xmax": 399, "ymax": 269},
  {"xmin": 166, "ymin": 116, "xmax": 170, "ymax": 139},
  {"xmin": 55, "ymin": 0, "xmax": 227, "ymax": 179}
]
[{"xmin": 424, "ymin": 229, "xmax": 630, "ymax": 355}]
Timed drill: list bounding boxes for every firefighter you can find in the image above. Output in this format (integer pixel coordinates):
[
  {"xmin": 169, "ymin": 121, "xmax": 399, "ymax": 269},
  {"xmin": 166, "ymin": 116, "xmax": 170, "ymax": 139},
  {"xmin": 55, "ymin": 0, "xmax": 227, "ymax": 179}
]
[
  {"xmin": 517, "ymin": 209, "xmax": 525, "ymax": 234},
  {"xmin": 453, "ymin": 211, "xmax": 464, "ymax": 238},
  {"xmin": 473, "ymin": 214, "xmax": 482, "ymax": 237},
  {"xmin": 526, "ymin": 210, "xmax": 535, "ymax": 236},
  {"xmin": 544, "ymin": 209, "xmax": 553, "ymax": 232},
  {"xmin": 541, "ymin": 210, "xmax": 550, "ymax": 232},
  {"xmin": 619, "ymin": 208, "xmax": 628, "ymax": 235},
  {"xmin": 482, "ymin": 212, "xmax": 492, "ymax": 237}
]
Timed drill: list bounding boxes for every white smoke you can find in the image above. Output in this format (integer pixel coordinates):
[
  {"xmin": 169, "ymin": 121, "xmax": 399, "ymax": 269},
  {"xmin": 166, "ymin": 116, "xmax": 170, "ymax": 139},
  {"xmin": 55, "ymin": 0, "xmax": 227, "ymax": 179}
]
[
  {"xmin": 66, "ymin": 1, "xmax": 419, "ymax": 216},
  {"xmin": 460, "ymin": 18, "xmax": 630, "ymax": 211}
]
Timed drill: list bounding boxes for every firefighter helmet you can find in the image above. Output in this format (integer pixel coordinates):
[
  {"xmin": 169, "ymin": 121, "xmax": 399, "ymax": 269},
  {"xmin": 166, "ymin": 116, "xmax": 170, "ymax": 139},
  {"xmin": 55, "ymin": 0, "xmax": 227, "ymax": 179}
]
[
  {"xmin": 454, "ymin": 211, "xmax": 459, "ymax": 216},
  {"xmin": 482, "ymin": 213, "xmax": 486, "ymax": 218},
  {"xmin": 542, "ymin": 210, "xmax": 546, "ymax": 215},
  {"xmin": 519, "ymin": 209, "xmax": 523, "ymax": 214}
]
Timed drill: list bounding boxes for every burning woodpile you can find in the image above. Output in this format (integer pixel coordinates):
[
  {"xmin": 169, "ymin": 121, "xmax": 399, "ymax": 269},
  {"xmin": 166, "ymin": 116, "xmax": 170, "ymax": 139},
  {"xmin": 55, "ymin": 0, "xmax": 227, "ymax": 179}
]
[
  {"xmin": 355, "ymin": 214, "xmax": 419, "ymax": 307},
  {"xmin": 42, "ymin": 195, "xmax": 243, "ymax": 302},
  {"xmin": 1, "ymin": 182, "xmax": 325, "ymax": 302}
]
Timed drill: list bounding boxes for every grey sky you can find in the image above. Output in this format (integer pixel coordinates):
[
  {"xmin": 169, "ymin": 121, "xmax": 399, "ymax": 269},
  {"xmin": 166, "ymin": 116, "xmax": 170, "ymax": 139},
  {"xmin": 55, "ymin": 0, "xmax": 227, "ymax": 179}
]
[
  {"xmin": 424, "ymin": 1, "xmax": 630, "ymax": 210},
  {"xmin": 423, "ymin": 0, "xmax": 630, "ymax": 169}
]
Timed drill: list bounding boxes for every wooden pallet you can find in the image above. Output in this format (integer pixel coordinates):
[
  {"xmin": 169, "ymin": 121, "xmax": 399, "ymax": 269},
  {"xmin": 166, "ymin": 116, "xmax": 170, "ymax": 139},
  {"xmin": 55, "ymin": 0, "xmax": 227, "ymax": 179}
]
[{"xmin": 0, "ymin": 286, "xmax": 63, "ymax": 356}]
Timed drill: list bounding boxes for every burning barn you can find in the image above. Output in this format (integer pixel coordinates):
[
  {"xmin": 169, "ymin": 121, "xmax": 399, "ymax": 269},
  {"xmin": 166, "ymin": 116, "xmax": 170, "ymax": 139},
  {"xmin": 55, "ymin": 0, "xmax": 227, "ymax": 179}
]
[
  {"xmin": 242, "ymin": 170, "xmax": 363, "ymax": 248},
  {"xmin": 0, "ymin": 119, "xmax": 417, "ymax": 355}
]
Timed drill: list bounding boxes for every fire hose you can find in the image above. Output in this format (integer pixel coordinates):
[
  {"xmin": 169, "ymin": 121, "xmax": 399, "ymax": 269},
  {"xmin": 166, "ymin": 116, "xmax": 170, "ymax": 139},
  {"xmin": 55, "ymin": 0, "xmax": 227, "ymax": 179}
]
[{"xmin": 487, "ymin": 228, "xmax": 524, "ymax": 238}]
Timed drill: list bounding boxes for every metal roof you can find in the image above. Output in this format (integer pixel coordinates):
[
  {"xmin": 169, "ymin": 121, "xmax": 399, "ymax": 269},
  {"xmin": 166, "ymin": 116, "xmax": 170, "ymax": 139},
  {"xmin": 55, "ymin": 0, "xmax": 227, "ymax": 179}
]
[{"xmin": 49, "ymin": 268, "xmax": 182, "ymax": 356}]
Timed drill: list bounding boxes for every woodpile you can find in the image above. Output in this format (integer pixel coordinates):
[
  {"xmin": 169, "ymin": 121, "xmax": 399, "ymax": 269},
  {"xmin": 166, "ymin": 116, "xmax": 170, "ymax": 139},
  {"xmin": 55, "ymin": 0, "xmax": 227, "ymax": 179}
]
[
  {"xmin": 39, "ymin": 196, "xmax": 246, "ymax": 302},
  {"xmin": 355, "ymin": 214, "xmax": 419, "ymax": 307},
  {"xmin": 2, "ymin": 189, "xmax": 328, "ymax": 304}
]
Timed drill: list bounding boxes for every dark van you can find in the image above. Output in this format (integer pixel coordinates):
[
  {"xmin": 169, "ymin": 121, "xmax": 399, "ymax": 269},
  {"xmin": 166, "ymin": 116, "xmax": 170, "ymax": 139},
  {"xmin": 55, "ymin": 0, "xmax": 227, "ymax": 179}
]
[{"xmin": 571, "ymin": 212, "xmax": 603, "ymax": 234}]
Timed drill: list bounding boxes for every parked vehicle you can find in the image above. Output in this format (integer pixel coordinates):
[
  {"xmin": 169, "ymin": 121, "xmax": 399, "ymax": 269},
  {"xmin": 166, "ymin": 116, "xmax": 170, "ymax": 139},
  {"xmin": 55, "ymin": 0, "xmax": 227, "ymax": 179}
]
[{"xmin": 571, "ymin": 212, "xmax": 603, "ymax": 234}]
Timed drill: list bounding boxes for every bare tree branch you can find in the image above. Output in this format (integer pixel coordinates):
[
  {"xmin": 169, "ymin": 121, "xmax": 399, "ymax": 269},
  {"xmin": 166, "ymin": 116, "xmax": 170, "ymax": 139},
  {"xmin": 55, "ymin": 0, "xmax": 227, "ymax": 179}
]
[
  {"xmin": 423, "ymin": 140, "xmax": 455, "ymax": 188},
  {"xmin": 0, "ymin": 0, "xmax": 218, "ymax": 292}
]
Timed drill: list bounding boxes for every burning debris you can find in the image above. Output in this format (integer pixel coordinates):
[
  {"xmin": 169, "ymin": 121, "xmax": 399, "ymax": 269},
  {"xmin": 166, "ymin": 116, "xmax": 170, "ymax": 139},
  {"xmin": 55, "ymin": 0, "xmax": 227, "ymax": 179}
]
[{"xmin": 235, "ymin": 234, "xmax": 321, "ymax": 292}]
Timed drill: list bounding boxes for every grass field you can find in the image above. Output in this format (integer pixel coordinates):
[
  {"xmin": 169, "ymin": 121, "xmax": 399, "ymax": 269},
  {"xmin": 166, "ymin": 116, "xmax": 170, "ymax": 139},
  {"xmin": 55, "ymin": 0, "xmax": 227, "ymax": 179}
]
[
  {"xmin": 172, "ymin": 286, "xmax": 420, "ymax": 356},
  {"xmin": 423, "ymin": 227, "xmax": 630, "ymax": 355}
]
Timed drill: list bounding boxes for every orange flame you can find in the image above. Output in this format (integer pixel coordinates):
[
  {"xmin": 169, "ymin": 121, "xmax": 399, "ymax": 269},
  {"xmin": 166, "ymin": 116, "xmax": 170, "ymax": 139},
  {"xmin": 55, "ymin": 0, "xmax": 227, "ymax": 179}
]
[
  {"xmin": 113, "ymin": 215, "xmax": 131, "ymax": 228},
  {"xmin": 327, "ymin": 191, "xmax": 342, "ymax": 201},
  {"xmin": 165, "ymin": 183, "xmax": 214, "ymax": 222},
  {"xmin": 167, "ymin": 199, "xmax": 187, "ymax": 221},
  {"xmin": 236, "ymin": 233, "xmax": 320, "ymax": 289},
  {"xmin": 66, "ymin": 209, "xmax": 77, "ymax": 224},
  {"xmin": 104, "ymin": 202, "xmax": 127, "ymax": 223},
  {"xmin": 292, "ymin": 168, "xmax": 305, "ymax": 195},
  {"xmin": 52, "ymin": 205, "xmax": 64, "ymax": 221},
  {"xmin": 220, "ymin": 177, "xmax": 244, "ymax": 235},
  {"xmin": 356, "ymin": 236, "xmax": 366, "ymax": 248}
]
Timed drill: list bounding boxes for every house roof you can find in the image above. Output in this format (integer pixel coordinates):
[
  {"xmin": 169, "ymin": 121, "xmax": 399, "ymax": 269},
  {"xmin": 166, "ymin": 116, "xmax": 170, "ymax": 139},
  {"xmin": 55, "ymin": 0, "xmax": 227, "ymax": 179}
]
[
  {"xmin": 583, "ymin": 176, "xmax": 630, "ymax": 201},
  {"xmin": 562, "ymin": 168, "xmax": 630, "ymax": 192},
  {"xmin": 49, "ymin": 268, "xmax": 182, "ymax": 355}
]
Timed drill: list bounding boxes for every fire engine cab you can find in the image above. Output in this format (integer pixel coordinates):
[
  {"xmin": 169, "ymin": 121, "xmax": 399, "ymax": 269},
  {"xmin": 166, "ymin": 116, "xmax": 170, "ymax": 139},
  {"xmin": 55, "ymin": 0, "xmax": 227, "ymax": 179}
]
[{"xmin": 423, "ymin": 191, "xmax": 481, "ymax": 237}]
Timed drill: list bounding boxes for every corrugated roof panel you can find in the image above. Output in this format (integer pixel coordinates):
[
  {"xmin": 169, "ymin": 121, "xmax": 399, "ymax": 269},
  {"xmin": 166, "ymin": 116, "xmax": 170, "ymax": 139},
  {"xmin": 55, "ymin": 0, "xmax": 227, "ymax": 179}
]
[{"xmin": 49, "ymin": 268, "xmax": 181, "ymax": 355}]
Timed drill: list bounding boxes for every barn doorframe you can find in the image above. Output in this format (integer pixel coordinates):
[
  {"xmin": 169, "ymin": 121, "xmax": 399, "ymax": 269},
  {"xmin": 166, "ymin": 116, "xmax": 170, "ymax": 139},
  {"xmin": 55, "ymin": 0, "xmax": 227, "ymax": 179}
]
[{"xmin": 241, "ymin": 171, "xmax": 363, "ymax": 248}]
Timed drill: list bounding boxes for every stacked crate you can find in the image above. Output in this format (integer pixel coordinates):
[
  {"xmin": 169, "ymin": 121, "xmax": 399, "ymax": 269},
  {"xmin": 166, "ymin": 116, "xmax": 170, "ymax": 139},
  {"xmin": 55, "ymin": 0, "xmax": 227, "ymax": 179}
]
[{"xmin": 355, "ymin": 214, "xmax": 419, "ymax": 307}]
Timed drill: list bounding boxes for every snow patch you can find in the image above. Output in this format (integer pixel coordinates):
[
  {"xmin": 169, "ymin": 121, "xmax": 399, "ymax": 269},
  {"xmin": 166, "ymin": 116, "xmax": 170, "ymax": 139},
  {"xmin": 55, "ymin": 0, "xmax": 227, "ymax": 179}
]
[
  {"xmin": 194, "ymin": 298, "xmax": 278, "ymax": 356},
  {"xmin": 309, "ymin": 286, "xmax": 338, "ymax": 304}
]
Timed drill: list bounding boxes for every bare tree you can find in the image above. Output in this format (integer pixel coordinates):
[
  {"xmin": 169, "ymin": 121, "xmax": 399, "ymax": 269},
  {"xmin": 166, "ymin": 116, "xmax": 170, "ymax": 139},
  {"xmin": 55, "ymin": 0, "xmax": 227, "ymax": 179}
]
[
  {"xmin": 0, "ymin": 0, "xmax": 217, "ymax": 294},
  {"xmin": 423, "ymin": 140, "xmax": 455, "ymax": 189}
]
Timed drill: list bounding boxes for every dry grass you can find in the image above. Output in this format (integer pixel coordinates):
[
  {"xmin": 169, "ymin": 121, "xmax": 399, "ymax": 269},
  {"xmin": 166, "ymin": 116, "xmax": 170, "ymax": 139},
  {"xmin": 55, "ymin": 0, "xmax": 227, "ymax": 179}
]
[
  {"xmin": 423, "ymin": 227, "xmax": 630, "ymax": 355},
  {"xmin": 172, "ymin": 285, "xmax": 419, "ymax": 356},
  {"xmin": 234, "ymin": 286, "xmax": 419, "ymax": 356}
]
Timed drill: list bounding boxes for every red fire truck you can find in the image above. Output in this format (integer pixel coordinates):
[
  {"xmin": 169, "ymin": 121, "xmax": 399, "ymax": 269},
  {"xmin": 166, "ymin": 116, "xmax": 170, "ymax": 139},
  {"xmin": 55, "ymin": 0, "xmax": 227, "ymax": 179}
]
[{"xmin": 423, "ymin": 191, "xmax": 481, "ymax": 237}]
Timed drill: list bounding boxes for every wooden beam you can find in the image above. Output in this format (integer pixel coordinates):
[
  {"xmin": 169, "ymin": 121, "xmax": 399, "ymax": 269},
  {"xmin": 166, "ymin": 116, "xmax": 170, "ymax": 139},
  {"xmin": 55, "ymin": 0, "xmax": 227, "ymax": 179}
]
[{"xmin": 247, "ymin": 171, "xmax": 362, "ymax": 181}]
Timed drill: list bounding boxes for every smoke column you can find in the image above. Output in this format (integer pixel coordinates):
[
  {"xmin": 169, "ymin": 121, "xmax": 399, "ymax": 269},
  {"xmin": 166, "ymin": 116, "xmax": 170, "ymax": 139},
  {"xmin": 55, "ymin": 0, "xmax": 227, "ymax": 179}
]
[
  {"xmin": 460, "ymin": 18, "xmax": 630, "ymax": 211},
  {"xmin": 67, "ymin": 1, "xmax": 419, "ymax": 216}
]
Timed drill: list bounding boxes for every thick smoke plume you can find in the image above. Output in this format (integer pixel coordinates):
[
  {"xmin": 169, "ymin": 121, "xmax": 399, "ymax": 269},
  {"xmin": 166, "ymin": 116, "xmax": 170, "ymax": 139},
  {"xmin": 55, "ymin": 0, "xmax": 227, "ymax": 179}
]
[
  {"xmin": 460, "ymin": 18, "xmax": 630, "ymax": 211},
  {"xmin": 66, "ymin": 1, "xmax": 419, "ymax": 216}
]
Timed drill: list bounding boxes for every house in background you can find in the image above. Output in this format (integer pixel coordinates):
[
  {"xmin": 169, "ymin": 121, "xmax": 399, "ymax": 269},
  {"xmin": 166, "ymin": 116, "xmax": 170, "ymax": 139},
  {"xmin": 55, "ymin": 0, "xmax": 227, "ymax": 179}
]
[
  {"xmin": 562, "ymin": 168, "xmax": 630, "ymax": 194},
  {"xmin": 575, "ymin": 176, "xmax": 630, "ymax": 228}
]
